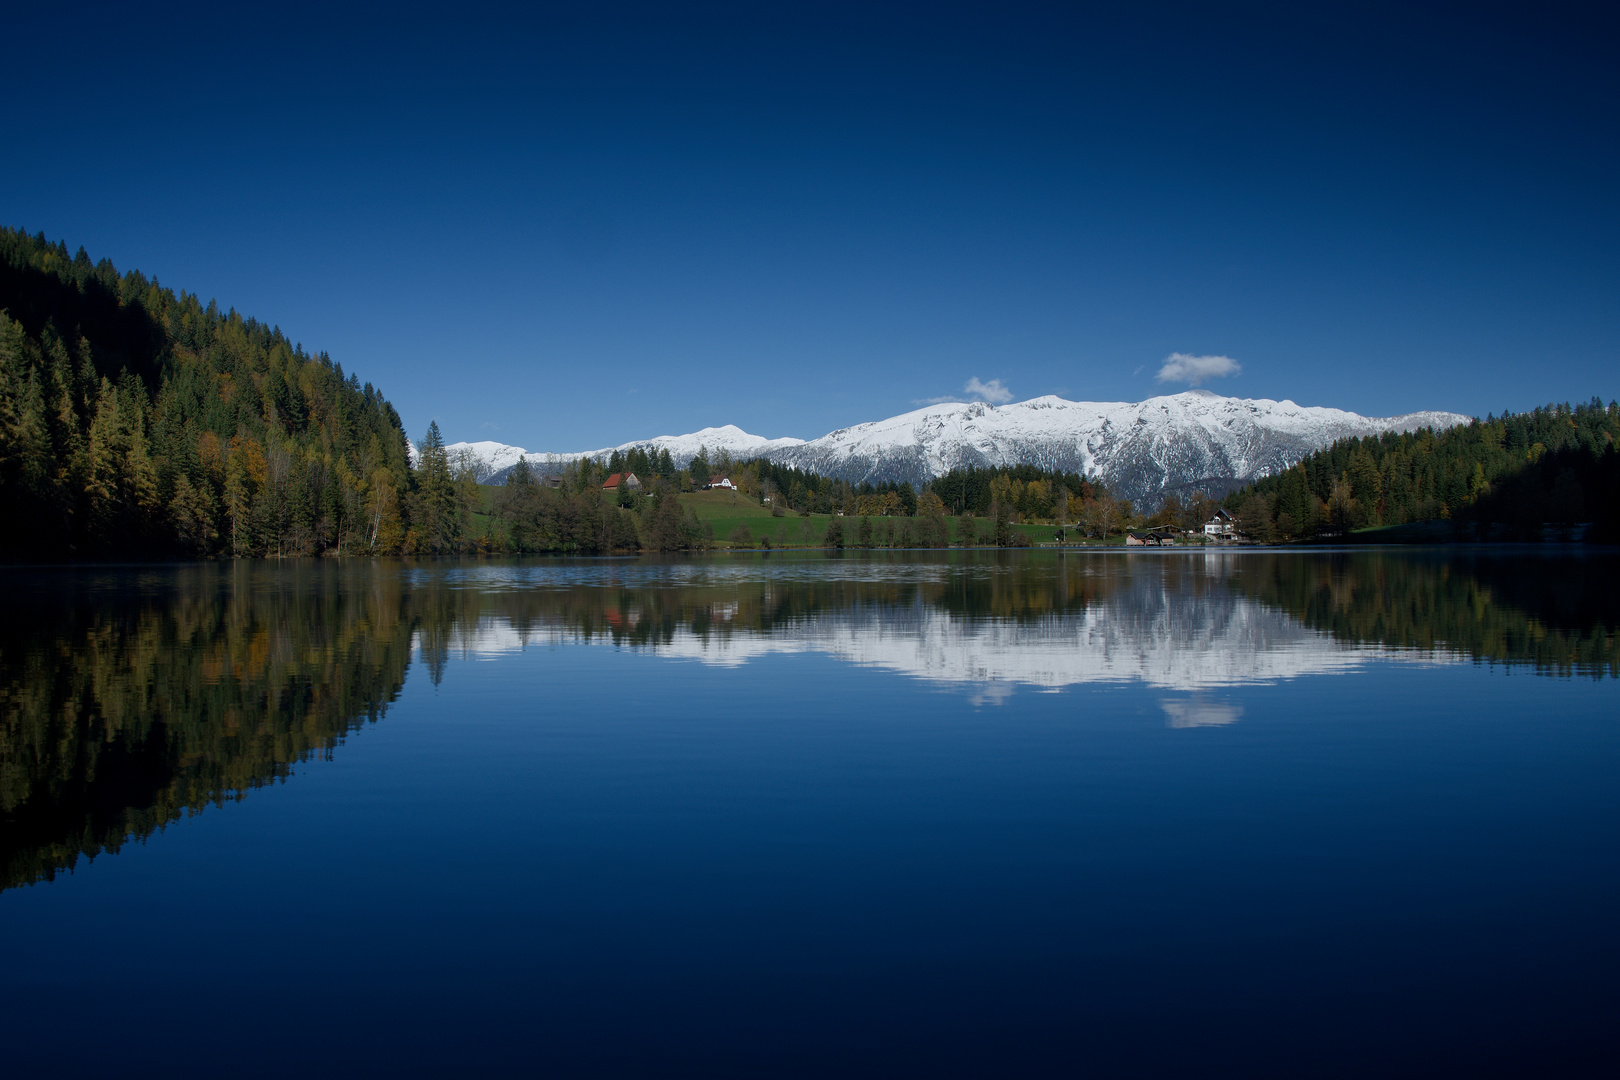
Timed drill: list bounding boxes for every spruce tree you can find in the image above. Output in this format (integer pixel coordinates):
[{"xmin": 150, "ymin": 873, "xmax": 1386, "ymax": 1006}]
[
  {"xmin": 417, "ymin": 421, "xmax": 456, "ymax": 553},
  {"xmin": 689, "ymin": 446, "xmax": 711, "ymax": 489},
  {"xmin": 824, "ymin": 515, "xmax": 845, "ymax": 548}
]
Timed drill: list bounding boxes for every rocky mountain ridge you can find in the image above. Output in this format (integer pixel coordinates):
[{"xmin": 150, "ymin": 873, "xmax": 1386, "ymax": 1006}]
[{"xmin": 442, "ymin": 391, "xmax": 1470, "ymax": 505}]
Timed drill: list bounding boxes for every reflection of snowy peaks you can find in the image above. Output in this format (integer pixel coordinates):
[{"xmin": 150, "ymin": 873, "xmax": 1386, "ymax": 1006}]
[
  {"xmin": 439, "ymin": 391, "xmax": 1468, "ymax": 502},
  {"xmin": 642, "ymin": 598, "xmax": 1400, "ymax": 692},
  {"xmin": 422, "ymin": 577, "xmax": 1451, "ymax": 698}
]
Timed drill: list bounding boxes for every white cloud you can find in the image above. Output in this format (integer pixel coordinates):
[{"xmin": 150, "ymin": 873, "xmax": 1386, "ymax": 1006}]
[
  {"xmin": 964, "ymin": 377, "xmax": 1014, "ymax": 403},
  {"xmin": 1155, "ymin": 353, "xmax": 1241, "ymax": 386},
  {"xmin": 915, "ymin": 376, "xmax": 1015, "ymax": 407}
]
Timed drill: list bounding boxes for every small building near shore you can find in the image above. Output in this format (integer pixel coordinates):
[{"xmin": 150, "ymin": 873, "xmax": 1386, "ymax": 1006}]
[
  {"xmin": 1127, "ymin": 526, "xmax": 1182, "ymax": 547},
  {"xmin": 1203, "ymin": 508, "xmax": 1250, "ymax": 543},
  {"xmin": 1204, "ymin": 509, "xmax": 1240, "ymax": 537}
]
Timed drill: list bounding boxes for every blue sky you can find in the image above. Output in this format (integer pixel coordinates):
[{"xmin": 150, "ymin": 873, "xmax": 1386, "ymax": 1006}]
[{"xmin": 5, "ymin": 2, "xmax": 1615, "ymax": 449}]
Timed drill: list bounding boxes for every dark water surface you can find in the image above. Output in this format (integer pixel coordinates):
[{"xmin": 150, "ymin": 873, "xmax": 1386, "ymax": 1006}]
[{"xmin": 3, "ymin": 550, "xmax": 1617, "ymax": 1076}]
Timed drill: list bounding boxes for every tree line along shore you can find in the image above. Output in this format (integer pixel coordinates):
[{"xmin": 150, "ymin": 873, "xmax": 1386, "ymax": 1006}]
[{"xmin": 3, "ymin": 226, "xmax": 1616, "ymax": 559}]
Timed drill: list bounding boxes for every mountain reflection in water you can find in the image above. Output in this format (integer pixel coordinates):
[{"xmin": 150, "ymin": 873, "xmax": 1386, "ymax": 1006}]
[{"xmin": 2, "ymin": 549, "xmax": 1616, "ymax": 892}]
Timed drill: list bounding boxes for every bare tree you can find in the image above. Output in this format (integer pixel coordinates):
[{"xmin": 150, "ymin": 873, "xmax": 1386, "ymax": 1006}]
[{"xmin": 1081, "ymin": 493, "xmax": 1123, "ymax": 541}]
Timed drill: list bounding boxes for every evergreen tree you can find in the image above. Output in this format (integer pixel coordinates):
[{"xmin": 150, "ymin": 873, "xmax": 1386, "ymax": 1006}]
[
  {"xmin": 414, "ymin": 421, "xmax": 458, "ymax": 553},
  {"xmin": 897, "ymin": 481, "xmax": 917, "ymax": 517},
  {"xmin": 689, "ymin": 446, "xmax": 711, "ymax": 489},
  {"xmin": 824, "ymin": 515, "xmax": 845, "ymax": 548},
  {"xmin": 992, "ymin": 497, "xmax": 1013, "ymax": 547}
]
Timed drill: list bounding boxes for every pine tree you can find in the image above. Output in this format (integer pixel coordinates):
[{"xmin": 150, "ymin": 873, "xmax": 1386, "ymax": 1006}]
[
  {"xmin": 415, "ymin": 421, "xmax": 457, "ymax": 553},
  {"xmin": 689, "ymin": 446, "xmax": 711, "ymax": 490},
  {"xmin": 0, "ymin": 313, "xmax": 55, "ymax": 531},
  {"xmin": 824, "ymin": 515, "xmax": 845, "ymax": 548},
  {"xmin": 993, "ymin": 497, "xmax": 1013, "ymax": 547}
]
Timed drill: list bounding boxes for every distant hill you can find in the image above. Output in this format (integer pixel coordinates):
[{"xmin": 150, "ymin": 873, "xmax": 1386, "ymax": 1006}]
[{"xmin": 451, "ymin": 391, "xmax": 1469, "ymax": 505}]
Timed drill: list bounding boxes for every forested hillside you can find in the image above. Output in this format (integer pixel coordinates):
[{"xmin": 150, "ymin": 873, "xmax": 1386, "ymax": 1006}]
[
  {"xmin": 1219, "ymin": 400, "xmax": 1620, "ymax": 542},
  {"xmin": 0, "ymin": 228, "xmax": 412, "ymax": 558}
]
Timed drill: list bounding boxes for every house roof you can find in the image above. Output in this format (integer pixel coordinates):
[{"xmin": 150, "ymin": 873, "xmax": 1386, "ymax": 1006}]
[{"xmin": 603, "ymin": 472, "xmax": 638, "ymax": 488}]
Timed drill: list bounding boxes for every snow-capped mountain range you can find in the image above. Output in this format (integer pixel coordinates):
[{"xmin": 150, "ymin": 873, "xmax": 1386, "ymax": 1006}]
[
  {"xmin": 436, "ymin": 391, "xmax": 1470, "ymax": 505},
  {"xmin": 438, "ymin": 425, "xmax": 804, "ymax": 481}
]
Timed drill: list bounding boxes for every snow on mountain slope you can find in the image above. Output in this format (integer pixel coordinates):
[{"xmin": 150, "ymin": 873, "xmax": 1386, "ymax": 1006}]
[
  {"xmin": 444, "ymin": 392, "xmax": 1469, "ymax": 503},
  {"xmin": 767, "ymin": 391, "xmax": 1469, "ymax": 503},
  {"xmin": 442, "ymin": 441, "xmax": 530, "ymax": 480},
  {"xmin": 577, "ymin": 425, "xmax": 808, "ymax": 465},
  {"xmin": 444, "ymin": 425, "xmax": 807, "ymax": 483}
]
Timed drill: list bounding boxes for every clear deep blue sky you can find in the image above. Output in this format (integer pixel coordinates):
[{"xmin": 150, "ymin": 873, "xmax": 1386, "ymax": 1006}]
[{"xmin": 5, "ymin": 2, "xmax": 1615, "ymax": 449}]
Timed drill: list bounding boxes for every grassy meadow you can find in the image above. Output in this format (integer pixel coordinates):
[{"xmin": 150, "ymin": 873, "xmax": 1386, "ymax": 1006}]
[
  {"xmin": 671, "ymin": 489, "xmax": 1097, "ymax": 548},
  {"xmin": 471, "ymin": 484, "xmax": 1126, "ymax": 549}
]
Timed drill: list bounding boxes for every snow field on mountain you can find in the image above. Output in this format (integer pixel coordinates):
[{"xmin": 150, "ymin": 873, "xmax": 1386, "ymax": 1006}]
[{"xmin": 437, "ymin": 391, "xmax": 1470, "ymax": 502}]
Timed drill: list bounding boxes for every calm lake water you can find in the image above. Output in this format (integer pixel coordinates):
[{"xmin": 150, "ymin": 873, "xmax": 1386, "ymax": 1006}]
[{"xmin": 3, "ymin": 550, "xmax": 1618, "ymax": 1076}]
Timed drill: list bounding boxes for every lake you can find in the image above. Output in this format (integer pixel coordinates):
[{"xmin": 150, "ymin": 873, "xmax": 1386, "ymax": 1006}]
[{"xmin": 3, "ymin": 549, "xmax": 1617, "ymax": 1076}]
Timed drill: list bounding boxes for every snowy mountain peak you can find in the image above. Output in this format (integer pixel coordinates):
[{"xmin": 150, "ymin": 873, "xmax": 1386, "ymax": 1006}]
[
  {"xmin": 439, "ymin": 391, "xmax": 1471, "ymax": 502},
  {"xmin": 433, "ymin": 424, "xmax": 808, "ymax": 483}
]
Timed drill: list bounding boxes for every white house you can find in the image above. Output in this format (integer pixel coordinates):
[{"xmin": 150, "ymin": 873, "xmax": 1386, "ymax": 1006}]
[{"xmin": 1203, "ymin": 508, "xmax": 1243, "ymax": 540}]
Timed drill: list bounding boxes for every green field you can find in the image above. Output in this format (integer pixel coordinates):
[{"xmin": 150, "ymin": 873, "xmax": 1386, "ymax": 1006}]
[
  {"xmin": 471, "ymin": 484, "xmax": 1127, "ymax": 548},
  {"xmin": 676, "ymin": 490, "xmax": 1104, "ymax": 548},
  {"xmin": 1341, "ymin": 519, "xmax": 1464, "ymax": 544}
]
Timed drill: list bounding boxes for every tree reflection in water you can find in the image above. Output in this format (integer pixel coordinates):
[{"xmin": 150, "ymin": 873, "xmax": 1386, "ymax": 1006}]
[{"xmin": 3, "ymin": 550, "xmax": 1615, "ymax": 891}]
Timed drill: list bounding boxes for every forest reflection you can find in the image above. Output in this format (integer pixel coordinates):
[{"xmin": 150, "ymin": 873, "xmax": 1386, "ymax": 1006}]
[
  {"xmin": 1, "ymin": 563, "xmax": 413, "ymax": 892},
  {"xmin": 1226, "ymin": 550, "xmax": 1620, "ymax": 679},
  {"xmin": 3, "ymin": 551, "xmax": 1615, "ymax": 891}
]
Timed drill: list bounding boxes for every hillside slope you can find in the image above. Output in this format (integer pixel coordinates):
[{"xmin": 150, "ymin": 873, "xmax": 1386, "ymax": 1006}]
[{"xmin": 0, "ymin": 228, "xmax": 412, "ymax": 557}]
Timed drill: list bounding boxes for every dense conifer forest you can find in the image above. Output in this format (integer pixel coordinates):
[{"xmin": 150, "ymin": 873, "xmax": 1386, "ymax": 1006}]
[
  {"xmin": 1218, "ymin": 400, "xmax": 1620, "ymax": 542},
  {"xmin": 0, "ymin": 227, "xmax": 413, "ymax": 558}
]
